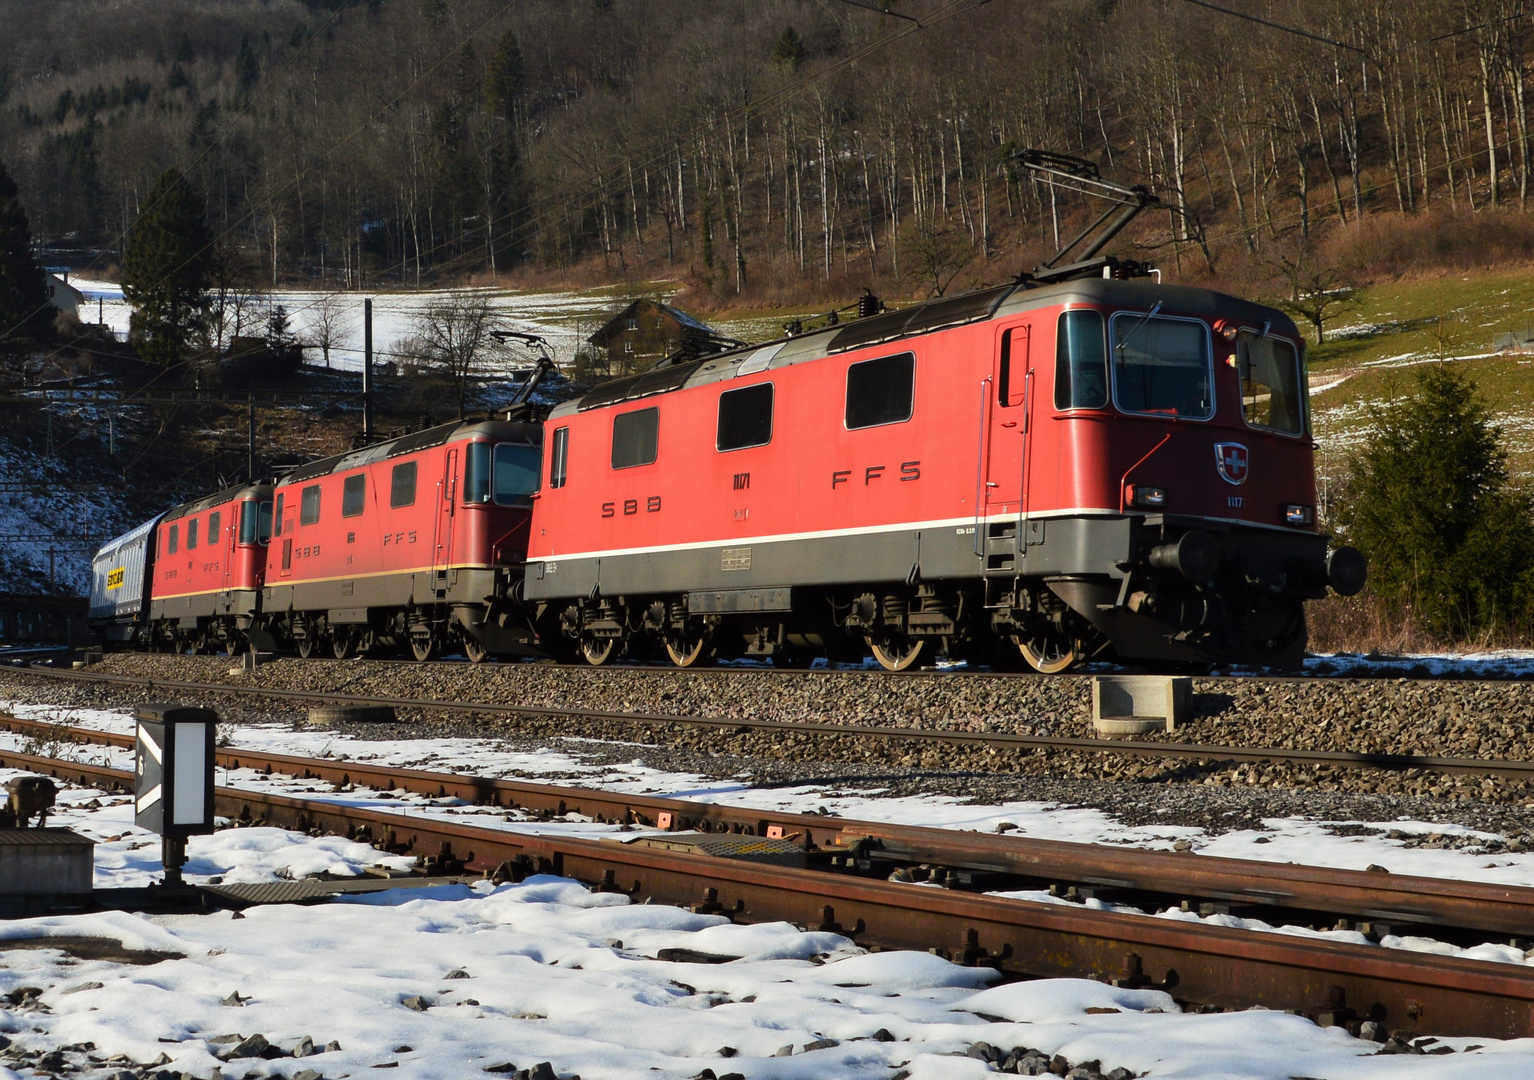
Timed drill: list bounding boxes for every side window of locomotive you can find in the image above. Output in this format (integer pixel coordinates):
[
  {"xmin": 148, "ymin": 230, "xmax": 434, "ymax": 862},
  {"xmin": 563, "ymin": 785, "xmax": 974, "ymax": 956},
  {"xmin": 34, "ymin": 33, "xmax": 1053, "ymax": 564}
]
[
  {"xmin": 167, "ymin": 524, "xmax": 179, "ymax": 555},
  {"xmin": 845, "ymin": 352, "xmax": 915, "ymax": 429},
  {"xmin": 342, "ymin": 474, "xmax": 366, "ymax": 518},
  {"xmin": 1110, "ymin": 314, "xmax": 1213, "ymax": 420},
  {"xmin": 390, "ymin": 462, "xmax": 418, "ymax": 508},
  {"xmin": 611, "ymin": 407, "xmax": 659, "ymax": 469},
  {"xmin": 258, "ymin": 501, "xmax": 272, "ymax": 544},
  {"xmin": 997, "ymin": 328, "xmax": 1029, "ymax": 407},
  {"xmin": 300, "ymin": 484, "xmax": 321, "ymax": 526},
  {"xmin": 550, "ymin": 427, "xmax": 569, "ymax": 489},
  {"xmin": 187, "ymin": 517, "xmax": 198, "ymax": 550},
  {"xmin": 1054, "ymin": 310, "xmax": 1108, "ymax": 410},
  {"xmin": 464, "ymin": 442, "xmax": 492, "ymax": 504},
  {"xmin": 1237, "ymin": 332, "xmax": 1305, "ymax": 435},
  {"xmin": 273, "ymin": 493, "xmax": 285, "ymax": 537},
  {"xmin": 717, "ymin": 383, "xmax": 774, "ymax": 451},
  {"xmin": 207, "ymin": 511, "xmax": 221, "ymax": 545}
]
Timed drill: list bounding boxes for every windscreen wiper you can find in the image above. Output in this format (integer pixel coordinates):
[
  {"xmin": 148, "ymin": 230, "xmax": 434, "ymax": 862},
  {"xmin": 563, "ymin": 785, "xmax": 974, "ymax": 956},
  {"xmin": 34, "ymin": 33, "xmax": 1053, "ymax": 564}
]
[{"xmin": 1114, "ymin": 302, "xmax": 1164, "ymax": 359}]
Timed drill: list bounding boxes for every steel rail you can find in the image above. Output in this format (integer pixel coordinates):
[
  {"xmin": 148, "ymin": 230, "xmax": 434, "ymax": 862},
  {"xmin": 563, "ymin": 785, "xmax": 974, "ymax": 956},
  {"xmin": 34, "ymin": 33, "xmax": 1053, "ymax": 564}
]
[
  {"xmin": 11, "ymin": 663, "xmax": 1534, "ymax": 780},
  {"xmin": 6, "ymin": 712, "xmax": 1534, "ymax": 939},
  {"xmin": 6, "ymin": 744, "xmax": 1534, "ymax": 1040}
]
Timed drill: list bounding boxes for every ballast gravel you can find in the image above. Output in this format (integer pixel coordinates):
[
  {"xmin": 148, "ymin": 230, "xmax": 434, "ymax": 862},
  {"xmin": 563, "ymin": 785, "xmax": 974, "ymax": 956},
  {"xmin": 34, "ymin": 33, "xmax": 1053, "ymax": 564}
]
[{"xmin": 7, "ymin": 655, "xmax": 1534, "ymax": 842}]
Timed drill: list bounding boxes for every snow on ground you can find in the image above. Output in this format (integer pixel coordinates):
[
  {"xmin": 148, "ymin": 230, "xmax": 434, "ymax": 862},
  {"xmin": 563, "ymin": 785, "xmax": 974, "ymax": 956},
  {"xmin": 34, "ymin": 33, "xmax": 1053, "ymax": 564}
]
[
  {"xmin": 8, "ymin": 881, "xmax": 1517, "ymax": 1080},
  {"xmin": 0, "ymin": 777, "xmax": 1529, "ymax": 1077},
  {"xmin": 7, "ymin": 703, "xmax": 1534, "ymax": 1075},
  {"xmin": 9, "ymin": 697, "xmax": 1534, "ymax": 971},
  {"xmin": 68, "ymin": 279, "xmax": 692, "ymax": 376},
  {"xmin": 1305, "ymin": 650, "xmax": 1534, "ymax": 679},
  {"xmin": 0, "ymin": 437, "xmax": 122, "ymax": 595}
]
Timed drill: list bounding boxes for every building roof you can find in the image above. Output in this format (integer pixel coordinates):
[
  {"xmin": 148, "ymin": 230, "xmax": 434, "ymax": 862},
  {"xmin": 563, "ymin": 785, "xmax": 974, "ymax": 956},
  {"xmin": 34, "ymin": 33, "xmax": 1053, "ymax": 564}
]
[{"xmin": 588, "ymin": 298, "xmax": 716, "ymax": 346}]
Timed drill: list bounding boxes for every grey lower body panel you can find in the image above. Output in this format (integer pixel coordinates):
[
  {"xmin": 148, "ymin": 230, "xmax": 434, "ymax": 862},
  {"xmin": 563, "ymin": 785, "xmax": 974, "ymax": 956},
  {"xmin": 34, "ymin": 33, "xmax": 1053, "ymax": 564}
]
[
  {"xmin": 526, "ymin": 525, "xmax": 985, "ymax": 601},
  {"xmin": 523, "ymin": 515, "xmax": 1331, "ymax": 668},
  {"xmin": 263, "ymin": 568, "xmax": 499, "ymax": 617},
  {"xmin": 149, "ymin": 590, "xmax": 260, "ymax": 624}
]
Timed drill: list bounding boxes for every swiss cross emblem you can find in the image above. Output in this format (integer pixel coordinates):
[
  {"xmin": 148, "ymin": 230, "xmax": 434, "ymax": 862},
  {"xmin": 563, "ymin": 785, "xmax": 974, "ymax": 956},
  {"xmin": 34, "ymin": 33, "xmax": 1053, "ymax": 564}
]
[{"xmin": 1215, "ymin": 442, "xmax": 1249, "ymax": 485}]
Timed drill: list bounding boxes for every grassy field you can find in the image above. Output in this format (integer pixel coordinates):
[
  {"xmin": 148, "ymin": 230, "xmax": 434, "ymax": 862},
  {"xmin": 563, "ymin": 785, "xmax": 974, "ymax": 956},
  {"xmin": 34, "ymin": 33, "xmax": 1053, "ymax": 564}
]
[{"xmin": 1308, "ymin": 266, "xmax": 1534, "ymax": 480}]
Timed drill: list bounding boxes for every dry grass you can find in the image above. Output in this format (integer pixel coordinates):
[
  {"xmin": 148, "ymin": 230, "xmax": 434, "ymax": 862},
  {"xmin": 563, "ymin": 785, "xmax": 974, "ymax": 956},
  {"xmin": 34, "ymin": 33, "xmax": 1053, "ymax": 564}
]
[
  {"xmin": 1305, "ymin": 589, "xmax": 1527, "ymax": 655},
  {"xmin": 1325, "ymin": 208, "xmax": 1534, "ymax": 282}
]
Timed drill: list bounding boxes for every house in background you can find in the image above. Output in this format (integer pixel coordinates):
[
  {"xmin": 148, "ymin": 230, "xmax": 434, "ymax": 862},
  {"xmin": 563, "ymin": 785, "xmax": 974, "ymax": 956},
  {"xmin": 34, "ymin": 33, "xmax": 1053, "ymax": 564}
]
[
  {"xmin": 587, "ymin": 298, "xmax": 718, "ymax": 376},
  {"xmin": 45, "ymin": 272, "xmax": 83, "ymax": 319}
]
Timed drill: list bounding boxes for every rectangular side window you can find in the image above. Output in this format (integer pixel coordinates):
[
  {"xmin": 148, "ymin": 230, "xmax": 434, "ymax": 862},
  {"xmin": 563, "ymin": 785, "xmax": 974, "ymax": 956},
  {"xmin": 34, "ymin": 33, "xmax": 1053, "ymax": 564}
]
[
  {"xmin": 1238, "ymin": 332, "xmax": 1305, "ymax": 435},
  {"xmin": 845, "ymin": 352, "xmax": 915, "ymax": 429},
  {"xmin": 274, "ymin": 493, "xmax": 284, "ymax": 537},
  {"xmin": 391, "ymin": 462, "xmax": 418, "ymax": 508},
  {"xmin": 168, "ymin": 524, "xmax": 179, "ymax": 555},
  {"xmin": 1054, "ymin": 310, "xmax": 1108, "ymax": 410},
  {"xmin": 611, "ymin": 407, "xmax": 659, "ymax": 469},
  {"xmin": 187, "ymin": 517, "xmax": 198, "ymax": 550},
  {"xmin": 300, "ymin": 484, "xmax": 321, "ymax": 525},
  {"xmin": 998, "ymin": 327, "xmax": 1029, "ymax": 407},
  {"xmin": 717, "ymin": 383, "xmax": 774, "ymax": 451},
  {"xmin": 550, "ymin": 427, "xmax": 569, "ymax": 489},
  {"xmin": 207, "ymin": 511, "xmax": 221, "ymax": 545},
  {"xmin": 342, "ymin": 474, "xmax": 366, "ymax": 517},
  {"xmin": 464, "ymin": 442, "xmax": 492, "ymax": 504},
  {"xmin": 240, "ymin": 503, "xmax": 256, "ymax": 545}
]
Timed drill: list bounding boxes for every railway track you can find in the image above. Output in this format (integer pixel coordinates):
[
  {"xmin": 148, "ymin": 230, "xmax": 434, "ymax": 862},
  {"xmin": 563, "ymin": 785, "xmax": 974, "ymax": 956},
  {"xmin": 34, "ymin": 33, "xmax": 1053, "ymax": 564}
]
[
  {"xmin": 10, "ymin": 661, "xmax": 1534, "ymax": 781},
  {"xmin": 43, "ymin": 647, "xmax": 1534, "ymax": 683},
  {"xmin": 6, "ymin": 717, "xmax": 1534, "ymax": 1041}
]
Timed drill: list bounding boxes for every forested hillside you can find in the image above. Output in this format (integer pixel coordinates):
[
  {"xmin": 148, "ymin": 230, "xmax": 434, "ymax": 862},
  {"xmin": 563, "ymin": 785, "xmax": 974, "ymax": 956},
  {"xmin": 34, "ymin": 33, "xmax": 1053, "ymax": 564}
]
[{"xmin": 2, "ymin": 0, "xmax": 1532, "ymax": 303}]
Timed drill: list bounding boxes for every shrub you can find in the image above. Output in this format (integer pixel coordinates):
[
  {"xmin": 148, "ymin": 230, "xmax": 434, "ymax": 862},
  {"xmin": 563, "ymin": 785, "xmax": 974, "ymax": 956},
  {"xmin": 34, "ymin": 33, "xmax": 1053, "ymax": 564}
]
[{"xmin": 1335, "ymin": 364, "xmax": 1534, "ymax": 639}]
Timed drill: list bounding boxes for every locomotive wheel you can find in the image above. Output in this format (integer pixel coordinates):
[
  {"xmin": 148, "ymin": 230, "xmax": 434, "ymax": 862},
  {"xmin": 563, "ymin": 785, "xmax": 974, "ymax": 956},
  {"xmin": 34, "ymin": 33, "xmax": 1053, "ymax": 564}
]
[
  {"xmin": 332, "ymin": 629, "xmax": 356, "ymax": 660},
  {"xmin": 410, "ymin": 634, "xmax": 439, "ymax": 662},
  {"xmin": 462, "ymin": 633, "xmax": 489, "ymax": 664},
  {"xmin": 296, "ymin": 636, "xmax": 317, "ymax": 659},
  {"xmin": 579, "ymin": 636, "xmax": 615, "ymax": 666},
  {"xmin": 664, "ymin": 630, "xmax": 713, "ymax": 668},
  {"xmin": 866, "ymin": 633, "xmax": 925, "ymax": 672},
  {"xmin": 1014, "ymin": 630, "xmax": 1079, "ymax": 674}
]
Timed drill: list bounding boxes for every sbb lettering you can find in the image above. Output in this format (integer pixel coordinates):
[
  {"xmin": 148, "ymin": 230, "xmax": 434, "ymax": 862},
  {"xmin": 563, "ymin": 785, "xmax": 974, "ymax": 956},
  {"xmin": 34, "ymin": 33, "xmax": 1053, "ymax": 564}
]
[
  {"xmin": 600, "ymin": 497, "xmax": 661, "ymax": 519},
  {"xmin": 382, "ymin": 531, "xmax": 418, "ymax": 546}
]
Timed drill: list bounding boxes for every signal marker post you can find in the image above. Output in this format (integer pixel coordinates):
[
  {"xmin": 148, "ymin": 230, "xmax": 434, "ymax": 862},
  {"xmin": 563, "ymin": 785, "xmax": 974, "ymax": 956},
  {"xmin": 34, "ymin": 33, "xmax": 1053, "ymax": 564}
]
[{"xmin": 134, "ymin": 704, "xmax": 217, "ymax": 890}]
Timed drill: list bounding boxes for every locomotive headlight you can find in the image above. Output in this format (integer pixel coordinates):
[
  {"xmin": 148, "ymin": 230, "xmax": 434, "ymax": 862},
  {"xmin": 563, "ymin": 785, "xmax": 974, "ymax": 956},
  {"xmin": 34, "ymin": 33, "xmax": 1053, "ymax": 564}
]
[
  {"xmin": 1285, "ymin": 504, "xmax": 1315, "ymax": 526},
  {"xmin": 1127, "ymin": 484, "xmax": 1167, "ymax": 509}
]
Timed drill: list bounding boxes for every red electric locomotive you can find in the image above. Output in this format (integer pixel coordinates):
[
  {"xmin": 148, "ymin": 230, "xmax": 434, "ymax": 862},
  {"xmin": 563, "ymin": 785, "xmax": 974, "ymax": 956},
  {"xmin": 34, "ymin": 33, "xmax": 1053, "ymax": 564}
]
[
  {"xmin": 522, "ymin": 275, "xmax": 1364, "ymax": 671},
  {"xmin": 256, "ymin": 419, "xmax": 543, "ymax": 660},
  {"xmin": 145, "ymin": 484, "xmax": 274, "ymax": 651}
]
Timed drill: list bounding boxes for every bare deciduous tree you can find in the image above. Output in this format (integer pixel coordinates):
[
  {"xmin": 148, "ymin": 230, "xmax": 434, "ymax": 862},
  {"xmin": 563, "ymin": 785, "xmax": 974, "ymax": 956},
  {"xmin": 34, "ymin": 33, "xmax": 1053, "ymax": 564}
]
[
  {"xmin": 411, "ymin": 294, "xmax": 507, "ymax": 419},
  {"xmin": 1269, "ymin": 244, "xmax": 1359, "ymax": 345},
  {"xmin": 898, "ymin": 218, "xmax": 970, "ymax": 298},
  {"xmin": 307, "ymin": 293, "xmax": 344, "ymax": 369}
]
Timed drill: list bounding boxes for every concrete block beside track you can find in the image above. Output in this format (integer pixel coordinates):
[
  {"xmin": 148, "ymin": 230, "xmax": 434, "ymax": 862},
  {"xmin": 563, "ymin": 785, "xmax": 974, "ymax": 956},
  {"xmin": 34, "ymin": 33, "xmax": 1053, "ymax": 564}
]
[
  {"xmin": 0, "ymin": 828, "xmax": 95, "ymax": 894},
  {"xmin": 1092, "ymin": 675, "xmax": 1190, "ymax": 736}
]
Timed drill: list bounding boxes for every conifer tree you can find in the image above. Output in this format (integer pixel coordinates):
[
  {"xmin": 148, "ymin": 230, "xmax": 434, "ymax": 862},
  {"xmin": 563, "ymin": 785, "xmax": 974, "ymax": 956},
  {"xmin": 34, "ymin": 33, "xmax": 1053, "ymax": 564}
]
[
  {"xmin": 1338, "ymin": 365, "xmax": 1534, "ymax": 638},
  {"xmin": 0, "ymin": 157, "xmax": 51, "ymax": 349},
  {"xmin": 122, "ymin": 167, "xmax": 214, "ymax": 367}
]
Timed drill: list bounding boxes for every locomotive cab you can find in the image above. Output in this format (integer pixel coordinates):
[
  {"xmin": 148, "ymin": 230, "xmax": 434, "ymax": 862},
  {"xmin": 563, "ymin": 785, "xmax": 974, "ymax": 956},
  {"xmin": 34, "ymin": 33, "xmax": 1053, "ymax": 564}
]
[{"xmin": 992, "ymin": 281, "xmax": 1363, "ymax": 669}]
